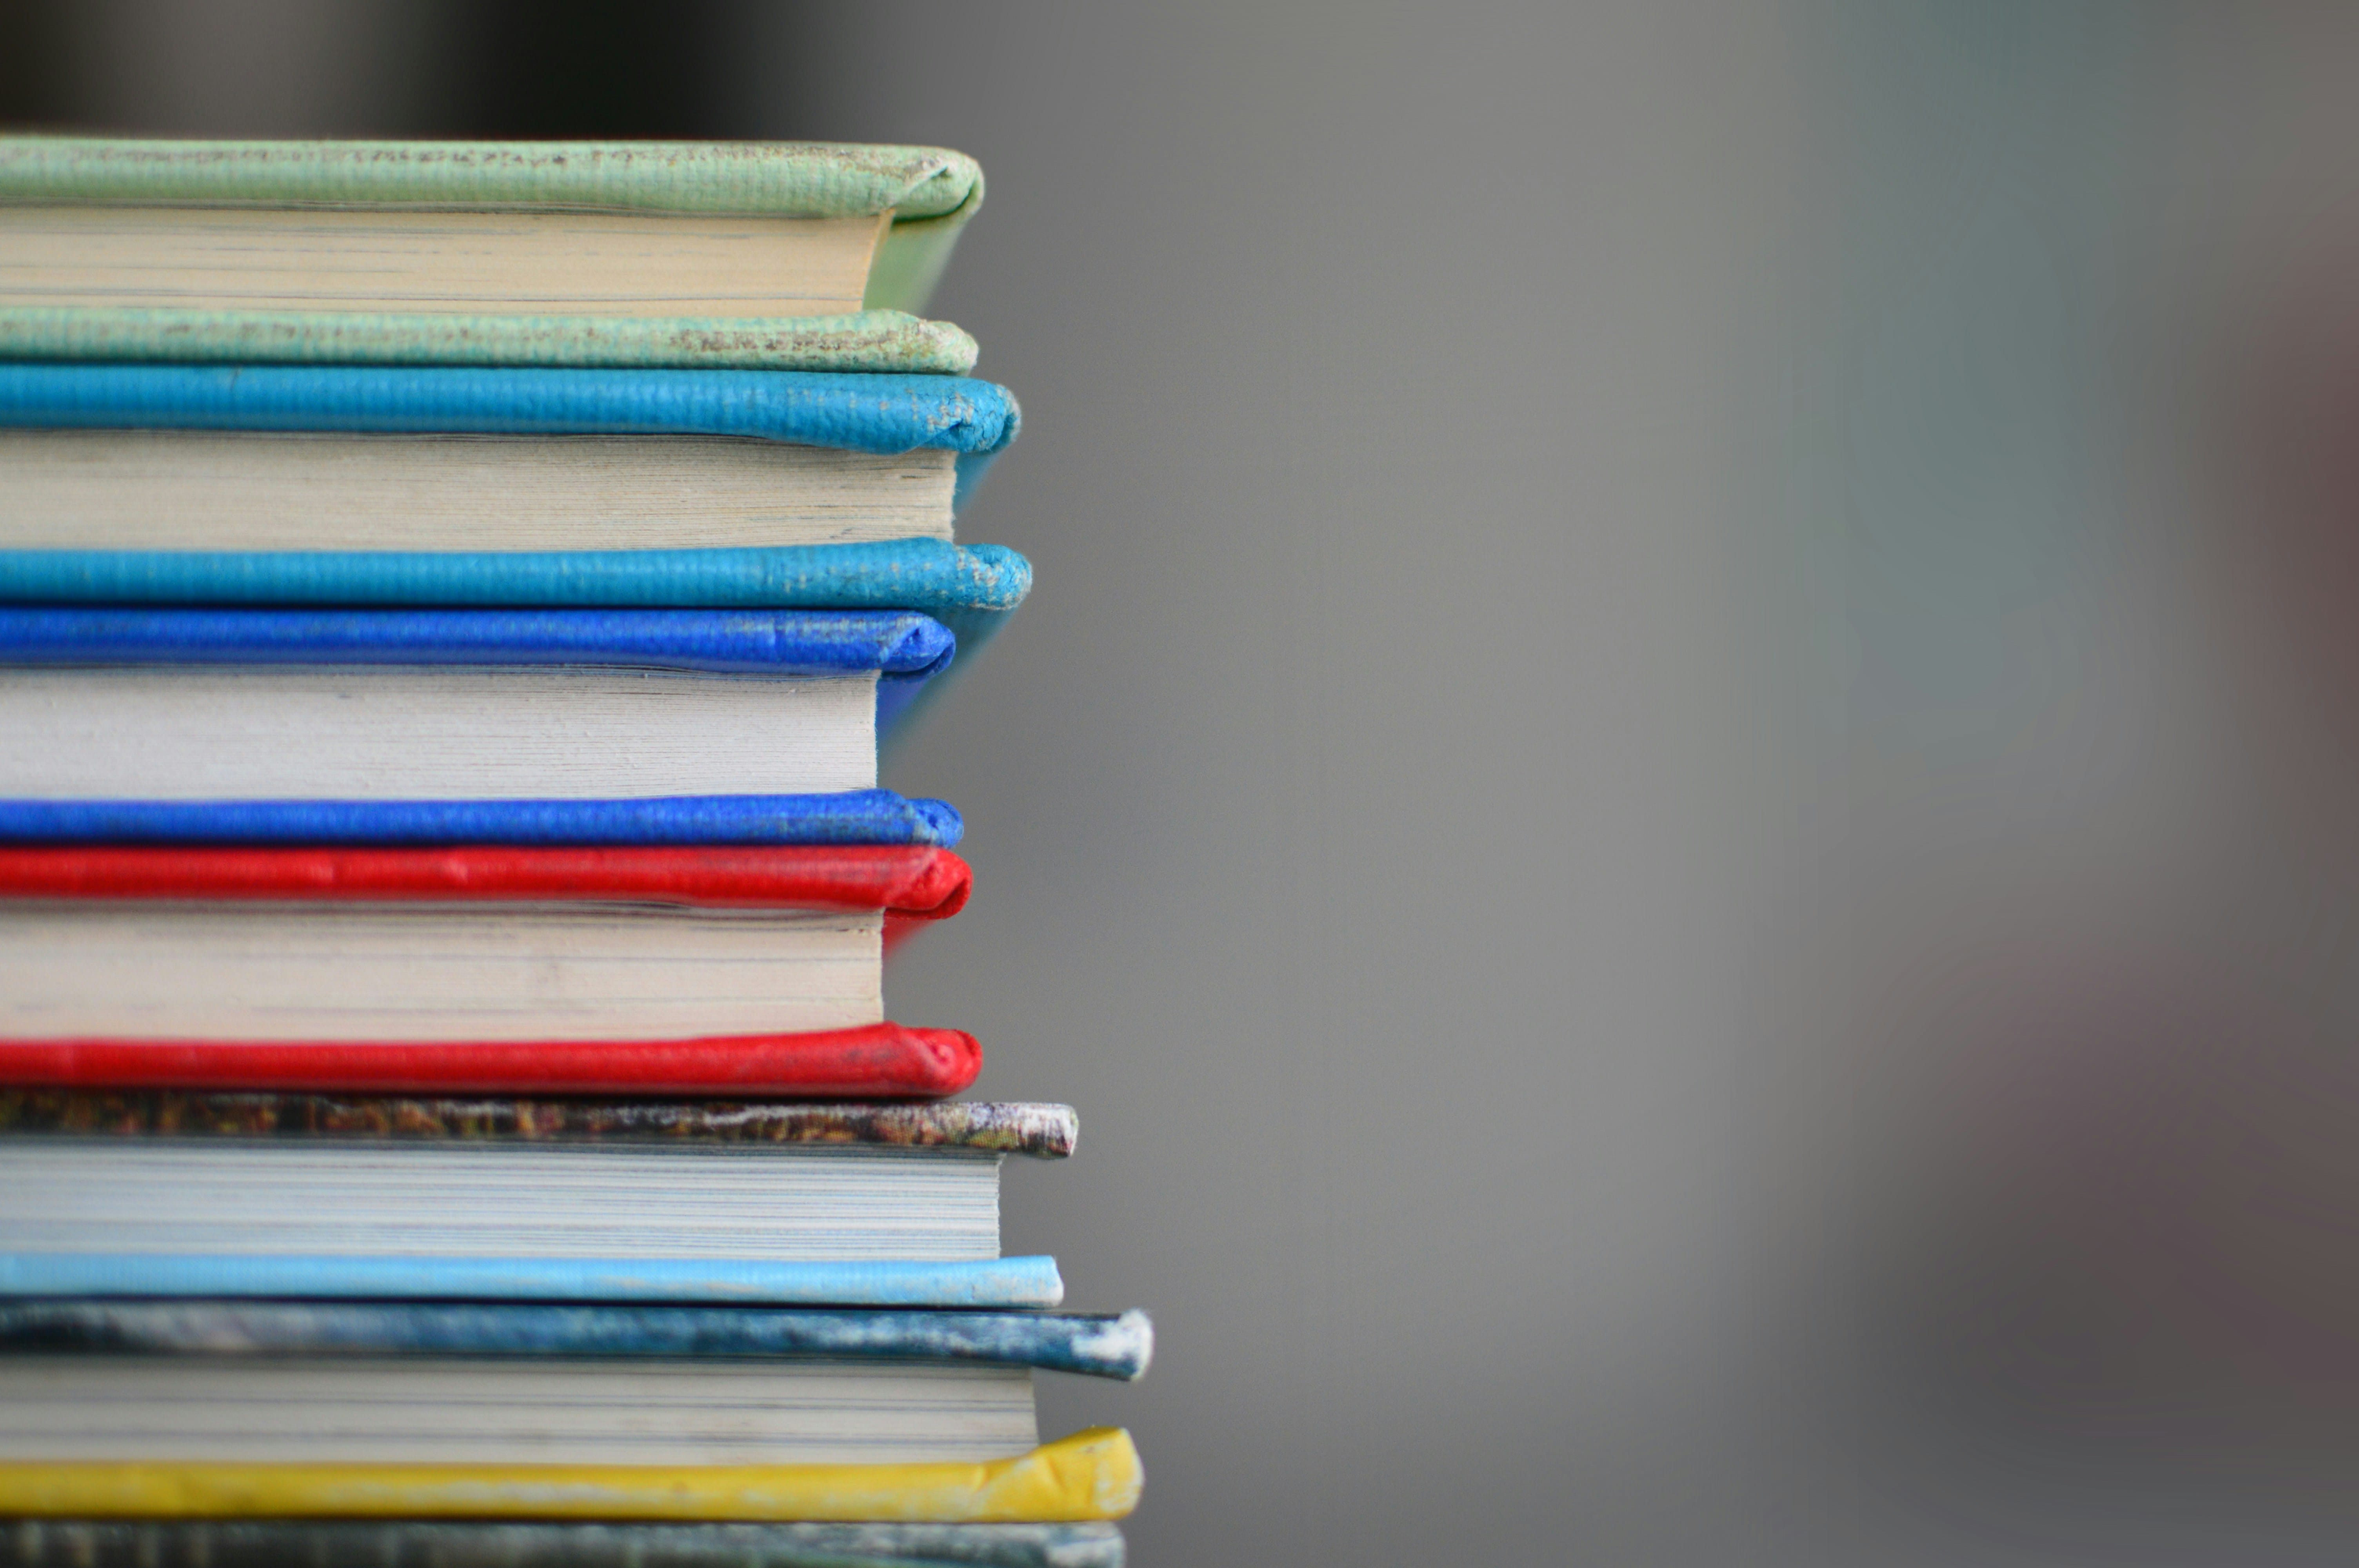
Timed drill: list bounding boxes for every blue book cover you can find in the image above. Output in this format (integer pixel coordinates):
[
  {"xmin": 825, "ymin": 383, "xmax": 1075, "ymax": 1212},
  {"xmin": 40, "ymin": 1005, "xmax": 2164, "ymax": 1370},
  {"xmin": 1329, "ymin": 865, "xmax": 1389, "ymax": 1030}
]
[
  {"xmin": 0, "ymin": 539, "xmax": 1030, "ymax": 735},
  {"xmin": 0, "ymin": 792, "xmax": 962, "ymax": 848},
  {"xmin": 0, "ymin": 364, "xmax": 1020, "ymax": 506},
  {"xmin": 0, "ymin": 1255, "xmax": 1065, "ymax": 1310},
  {"xmin": 0, "ymin": 606, "xmax": 950, "ymax": 675},
  {"xmin": 0, "ymin": 1301, "xmax": 1153, "ymax": 1380},
  {"xmin": 0, "ymin": 605, "xmax": 952, "ymax": 735}
]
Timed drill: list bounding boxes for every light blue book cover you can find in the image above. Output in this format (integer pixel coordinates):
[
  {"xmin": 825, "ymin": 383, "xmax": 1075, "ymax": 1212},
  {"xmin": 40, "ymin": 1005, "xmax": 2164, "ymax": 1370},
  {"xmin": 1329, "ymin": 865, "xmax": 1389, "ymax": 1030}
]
[{"xmin": 0, "ymin": 364, "xmax": 1019, "ymax": 505}]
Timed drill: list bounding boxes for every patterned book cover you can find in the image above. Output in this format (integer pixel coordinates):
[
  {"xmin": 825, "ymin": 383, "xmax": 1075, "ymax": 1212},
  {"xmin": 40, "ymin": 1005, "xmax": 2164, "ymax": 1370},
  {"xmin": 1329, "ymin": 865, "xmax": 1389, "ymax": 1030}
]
[
  {"xmin": 0, "ymin": 1301, "xmax": 1152, "ymax": 1380},
  {"xmin": 0, "ymin": 1093, "xmax": 1074, "ymax": 1153},
  {"xmin": 0, "ymin": 1520, "xmax": 1125, "ymax": 1568}
]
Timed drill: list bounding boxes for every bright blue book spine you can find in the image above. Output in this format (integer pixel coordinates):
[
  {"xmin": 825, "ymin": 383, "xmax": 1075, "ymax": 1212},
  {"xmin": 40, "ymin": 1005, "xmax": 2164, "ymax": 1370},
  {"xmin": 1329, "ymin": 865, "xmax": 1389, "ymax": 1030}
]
[
  {"xmin": 0, "ymin": 1302, "xmax": 1154, "ymax": 1380},
  {"xmin": 0, "ymin": 793, "xmax": 963, "ymax": 847},
  {"xmin": 0, "ymin": 607, "xmax": 953, "ymax": 678},
  {"xmin": 0, "ymin": 1255, "xmax": 1065, "ymax": 1310}
]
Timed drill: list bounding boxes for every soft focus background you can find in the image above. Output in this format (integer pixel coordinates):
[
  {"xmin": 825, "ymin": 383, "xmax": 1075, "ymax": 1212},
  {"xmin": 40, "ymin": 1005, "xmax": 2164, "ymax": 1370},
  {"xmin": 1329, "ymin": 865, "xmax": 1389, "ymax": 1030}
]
[{"xmin": 10, "ymin": 2, "xmax": 2359, "ymax": 1561}]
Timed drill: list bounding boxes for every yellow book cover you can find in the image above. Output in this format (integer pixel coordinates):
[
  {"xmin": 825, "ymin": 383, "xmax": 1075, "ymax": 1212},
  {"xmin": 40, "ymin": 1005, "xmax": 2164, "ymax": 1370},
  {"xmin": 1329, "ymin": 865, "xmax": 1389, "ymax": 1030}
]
[{"xmin": 0, "ymin": 1429, "xmax": 1140, "ymax": 1523}]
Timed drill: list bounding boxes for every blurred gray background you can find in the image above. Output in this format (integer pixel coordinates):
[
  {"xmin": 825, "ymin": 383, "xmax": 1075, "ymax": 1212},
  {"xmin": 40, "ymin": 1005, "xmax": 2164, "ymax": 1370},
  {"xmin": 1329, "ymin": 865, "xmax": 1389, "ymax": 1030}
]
[{"xmin": 13, "ymin": 2, "xmax": 2359, "ymax": 1561}]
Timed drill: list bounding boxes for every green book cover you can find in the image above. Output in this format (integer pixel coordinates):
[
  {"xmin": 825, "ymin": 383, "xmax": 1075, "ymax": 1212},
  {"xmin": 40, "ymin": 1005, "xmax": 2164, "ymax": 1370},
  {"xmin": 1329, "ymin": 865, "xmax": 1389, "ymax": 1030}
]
[{"xmin": 0, "ymin": 139, "xmax": 985, "ymax": 371}]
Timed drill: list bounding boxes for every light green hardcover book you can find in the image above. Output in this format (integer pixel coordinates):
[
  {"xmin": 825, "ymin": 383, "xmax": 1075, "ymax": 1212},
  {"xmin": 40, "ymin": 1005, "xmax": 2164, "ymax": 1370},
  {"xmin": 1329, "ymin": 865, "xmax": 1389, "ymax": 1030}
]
[{"xmin": 0, "ymin": 140, "xmax": 986, "ymax": 372}]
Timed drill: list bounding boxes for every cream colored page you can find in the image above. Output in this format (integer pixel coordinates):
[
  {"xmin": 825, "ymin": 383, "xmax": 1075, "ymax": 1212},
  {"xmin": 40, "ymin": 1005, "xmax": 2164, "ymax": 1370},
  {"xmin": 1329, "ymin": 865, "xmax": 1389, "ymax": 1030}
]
[
  {"xmin": 0, "ymin": 431, "xmax": 956, "ymax": 548},
  {"xmin": 0, "ymin": 207, "xmax": 888, "ymax": 316}
]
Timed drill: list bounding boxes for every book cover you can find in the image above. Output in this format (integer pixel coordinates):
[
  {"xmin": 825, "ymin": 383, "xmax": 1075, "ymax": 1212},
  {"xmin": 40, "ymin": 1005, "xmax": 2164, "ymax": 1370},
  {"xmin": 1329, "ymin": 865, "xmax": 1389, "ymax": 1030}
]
[
  {"xmin": 0, "ymin": 1428, "xmax": 1140, "ymax": 1522},
  {"xmin": 0, "ymin": 1519, "xmax": 1126, "ymax": 1568},
  {"xmin": 0, "ymin": 1255, "xmax": 1065, "ymax": 1311},
  {"xmin": 0, "ymin": 1093, "xmax": 1077, "ymax": 1154},
  {"xmin": 0, "ymin": 539, "xmax": 1030, "ymax": 731},
  {"xmin": 0, "ymin": 605, "xmax": 954, "ymax": 675},
  {"xmin": 0, "ymin": 844, "xmax": 971, "ymax": 916},
  {"xmin": 0, "ymin": 1302, "xmax": 1154, "ymax": 1380},
  {"xmin": 0, "ymin": 1022, "xmax": 981, "ymax": 1100},
  {"xmin": 0, "ymin": 793, "xmax": 963, "ymax": 848},
  {"xmin": 0, "ymin": 365, "xmax": 1021, "ymax": 506},
  {"xmin": 0, "ymin": 603, "xmax": 958, "ymax": 739}
]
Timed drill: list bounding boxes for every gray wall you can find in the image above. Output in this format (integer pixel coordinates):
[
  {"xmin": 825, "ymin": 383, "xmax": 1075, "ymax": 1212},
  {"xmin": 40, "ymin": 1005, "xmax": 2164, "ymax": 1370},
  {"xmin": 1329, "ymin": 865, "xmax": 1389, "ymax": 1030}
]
[{"xmin": 18, "ymin": 3, "xmax": 2359, "ymax": 1561}]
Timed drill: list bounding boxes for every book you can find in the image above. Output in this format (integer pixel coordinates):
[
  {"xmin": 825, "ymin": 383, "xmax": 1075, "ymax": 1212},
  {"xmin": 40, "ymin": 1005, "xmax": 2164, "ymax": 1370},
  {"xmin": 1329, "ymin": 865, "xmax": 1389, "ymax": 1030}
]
[
  {"xmin": 0, "ymin": 1094, "xmax": 1073, "ymax": 1307},
  {"xmin": 0, "ymin": 844, "xmax": 967, "ymax": 1052},
  {"xmin": 0, "ymin": 1426, "xmax": 1141, "ymax": 1522},
  {"xmin": 0, "ymin": 1519, "xmax": 1128, "ymax": 1568},
  {"xmin": 0, "ymin": 607, "xmax": 950, "ymax": 797},
  {"xmin": 0, "ymin": 365, "xmax": 1021, "ymax": 545},
  {"xmin": 0, "ymin": 139, "xmax": 987, "ymax": 372},
  {"xmin": 0, "ymin": 1359, "xmax": 1043, "ymax": 1467},
  {"xmin": 0, "ymin": 1303, "xmax": 1149, "ymax": 1467}
]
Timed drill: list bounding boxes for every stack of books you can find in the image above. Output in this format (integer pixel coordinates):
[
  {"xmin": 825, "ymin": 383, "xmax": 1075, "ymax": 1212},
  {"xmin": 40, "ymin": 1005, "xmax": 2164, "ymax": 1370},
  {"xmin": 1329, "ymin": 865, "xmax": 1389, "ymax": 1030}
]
[{"xmin": 0, "ymin": 138, "xmax": 1143, "ymax": 1568}]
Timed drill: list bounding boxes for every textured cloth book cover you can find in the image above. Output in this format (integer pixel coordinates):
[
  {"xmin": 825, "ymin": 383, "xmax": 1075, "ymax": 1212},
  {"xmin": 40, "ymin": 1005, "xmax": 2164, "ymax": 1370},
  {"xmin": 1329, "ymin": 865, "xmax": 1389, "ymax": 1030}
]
[
  {"xmin": 0, "ymin": 139, "xmax": 989, "ymax": 369},
  {"xmin": 0, "ymin": 364, "xmax": 1022, "ymax": 503}
]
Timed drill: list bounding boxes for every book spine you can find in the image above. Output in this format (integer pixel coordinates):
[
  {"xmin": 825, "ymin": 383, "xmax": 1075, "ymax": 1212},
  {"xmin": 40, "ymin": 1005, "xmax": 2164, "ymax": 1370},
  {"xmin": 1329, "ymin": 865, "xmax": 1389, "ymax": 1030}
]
[{"xmin": 0, "ymin": 1024, "xmax": 980, "ymax": 1099}]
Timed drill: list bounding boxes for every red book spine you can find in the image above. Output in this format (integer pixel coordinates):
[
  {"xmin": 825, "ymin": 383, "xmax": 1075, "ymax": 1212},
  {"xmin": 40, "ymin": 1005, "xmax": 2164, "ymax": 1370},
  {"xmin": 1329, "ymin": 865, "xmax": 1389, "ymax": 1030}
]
[{"xmin": 0, "ymin": 1022, "xmax": 980, "ymax": 1099}]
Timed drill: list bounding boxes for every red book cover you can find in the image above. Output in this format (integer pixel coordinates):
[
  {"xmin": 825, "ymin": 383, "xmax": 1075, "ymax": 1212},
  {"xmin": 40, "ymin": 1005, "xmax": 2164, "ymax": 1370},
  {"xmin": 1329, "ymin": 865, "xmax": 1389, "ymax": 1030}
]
[
  {"xmin": 0, "ymin": 846, "xmax": 978, "ymax": 1098},
  {"xmin": 0, "ymin": 1023, "xmax": 980, "ymax": 1099}
]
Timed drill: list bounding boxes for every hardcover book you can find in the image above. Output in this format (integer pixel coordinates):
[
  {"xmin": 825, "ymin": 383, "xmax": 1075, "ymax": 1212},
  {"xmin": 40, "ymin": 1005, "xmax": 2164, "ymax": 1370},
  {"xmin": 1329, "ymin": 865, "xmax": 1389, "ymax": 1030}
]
[
  {"xmin": 0, "ymin": 1095, "xmax": 1075, "ymax": 1308},
  {"xmin": 0, "ymin": 606, "xmax": 952, "ymax": 797},
  {"xmin": 0, "ymin": 1303, "xmax": 1150, "ymax": 1469},
  {"xmin": 0, "ymin": 140, "xmax": 987, "ymax": 372},
  {"xmin": 0, "ymin": 846, "xmax": 974, "ymax": 1090},
  {"xmin": 0, "ymin": 365, "xmax": 1021, "ymax": 545}
]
